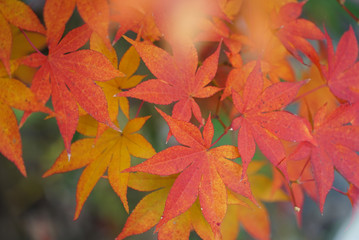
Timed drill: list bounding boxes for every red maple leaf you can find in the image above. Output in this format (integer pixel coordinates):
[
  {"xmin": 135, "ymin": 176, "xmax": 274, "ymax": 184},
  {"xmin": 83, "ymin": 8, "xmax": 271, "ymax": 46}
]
[
  {"xmin": 124, "ymin": 109, "xmax": 255, "ymax": 238},
  {"xmin": 21, "ymin": 22, "xmax": 122, "ymax": 155},
  {"xmin": 44, "ymin": 0, "xmax": 112, "ymax": 49},
  {"xmin": 323, "ymin": 26, "xmax": 359, "ymax": 103},
  {"xmin": 118, "ymin": 37, "xmax": 221, "ymax": 124},
  {"xmin": 231, "ymin": 61, "xmax": 315, "ymax": 177},
  {"xmin": 289, "ymin": 103, "xmax": 359, "ymax": 212},
  {"xmin": 271, "ymin": 1, "xmax": 324, "ymax": 66}
]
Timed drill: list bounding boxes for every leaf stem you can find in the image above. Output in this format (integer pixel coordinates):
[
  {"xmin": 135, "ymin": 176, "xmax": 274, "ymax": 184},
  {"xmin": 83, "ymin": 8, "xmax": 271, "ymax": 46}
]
[
  {"xmin": 332, "ymin": 186, "xmax": 347, "ymax": 196},
  {"xmin": 288, "ymin": 182, "xmax": 300, "ymax": 212},
  {"xmin": 292, "ymin": 83, "xmax": 328, "ymax": 103},
  {"xmin": 20, "ymin": 28, "xmax": 45, "ymax": 56},
  {"xmin": 298, "ymin": 158, "xmax": 310, "ymax": 181},
  {"xmin": 135, "ymin": 100, "xmax": 144, "ymax": 118},
  {"xmin": 336, "ymin": 0, "xmax": 359, "ymax": 23},
  {"xmin": 210, "ymin": 126, "xmax": 229, "ymax": 147}
]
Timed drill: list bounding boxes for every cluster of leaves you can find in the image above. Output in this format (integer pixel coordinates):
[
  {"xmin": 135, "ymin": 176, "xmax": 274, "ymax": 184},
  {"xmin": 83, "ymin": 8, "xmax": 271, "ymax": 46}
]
[{"xmin": 1, "ymin": 0, "xmax": 359, "ymax": 239}]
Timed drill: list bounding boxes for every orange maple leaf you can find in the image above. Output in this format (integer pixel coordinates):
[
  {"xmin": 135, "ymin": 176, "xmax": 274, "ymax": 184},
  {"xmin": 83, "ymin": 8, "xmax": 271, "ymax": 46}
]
[
  {"xmin": 0, "ymin": 0, "xmax": 45, "ymax": 75},
  {"xmin": 124, "ymin": 109, "xmax": 255, "ymax": 237},
  {"xmin": 0, "ymin": 62, "xmax": 49, "ymax": 176},
  {"xmin": 90, "ymin": 33, "xmax": 145, "ymax": 120},
  {"xmin": 43, "ymin": 116, "xmax": 155, "ymax": 218},
  {"xmin": 118, "ymin": 161, "xmax": 286, "ymax": 240},
  {"xmin": 75, "ymin": 33, "xmax": 146, "ymax": 138}
]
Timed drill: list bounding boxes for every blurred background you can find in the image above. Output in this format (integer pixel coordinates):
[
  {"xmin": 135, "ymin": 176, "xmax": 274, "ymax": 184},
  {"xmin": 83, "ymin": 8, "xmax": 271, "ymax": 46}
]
[{"xmin": 1, "ymin": 0, "xmax": 359, "ymax": 239}]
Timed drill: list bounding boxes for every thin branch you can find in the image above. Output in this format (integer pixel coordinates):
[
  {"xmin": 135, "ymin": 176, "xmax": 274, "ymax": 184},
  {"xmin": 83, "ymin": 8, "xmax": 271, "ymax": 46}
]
[
  {"xmin": 292, "ymin": 83, "xmax": 328, "ymax": 103},
  {"xmin": 336, "ymin": 0, "xmax": 359, "ymax": 23},
  {"xmin": 332, "ymin": 186, "xmax": 347, "ymax": 196},
  {"xmin": 20, "ymin": 28, "xmax": 45, "ymax": 56},
  {"xmin": 298, "ymin": 158, "xmax": 310, "ymax": 181},
  {"xmin": 210, "ymin": 127, "xmax": 229, "ymax": 147},
  {"xmin": 135, "ymin": 100, "xmax": 144, "ymax": 118}
]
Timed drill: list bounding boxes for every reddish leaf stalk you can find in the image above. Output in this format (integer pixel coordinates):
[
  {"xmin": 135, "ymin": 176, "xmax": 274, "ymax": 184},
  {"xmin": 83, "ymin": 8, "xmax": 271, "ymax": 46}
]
[
  {"xmin": 135, "ymin": 100, "xmax": 144, "ymax": 118},
  {"xmin": 336, "ymin": 0, "xmax": 359, "ymax": 23},
  {"xmin": 210, "ymin": 127, "xmax": 229, "ymax": 147},
  {"xmin": 20, "ymin": 28, "xmax": 45, "ymax": 56},
  {"xmin": 332, "ymin": 186, "xmax": 347, "ymax": 196},
  {"xmin": 292, "ymin": 83, "xmax": 328, "ymax": 103},
  {"xmin": 298, "ymin": 158, "xmax": 310, "ymax": 182},
  {"xmin": 288, "ymin": 181, "xmax": 300, "ymax": 212}
]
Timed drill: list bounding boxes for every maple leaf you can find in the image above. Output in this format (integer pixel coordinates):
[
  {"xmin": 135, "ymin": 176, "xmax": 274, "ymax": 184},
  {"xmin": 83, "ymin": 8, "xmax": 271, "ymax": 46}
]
[
  {"xmin": 75, "ymin": 33, "xmax": 145, "ymax": 138},
  {"xmin": 118, "ymin": 37, "xmax": 222, "ymax": 124},
  {"xmin": 90, "ymin": 33, "xmax": 145, "ymax": 120},
  {"xmin": 118, "ymin": 173, "xmax": 248, "ymax": 240},
  {"xmin": 44, "ymin": 0, "xmax": 112, "ymax": 48},
  {"xmin": 222, "ymin": 161, "xmax": 288, "ymax": 240},
  {"xmin": 21, "ymin": 20, "xmax": 123, "ymax": 155},
  {"xmin": 0, "ymin": 0, "xmax": 45, "ymax": 75},
  {"xmin": 123, "ymin": 109, "xmax": 255, "ymax": 237},
  {"xmin": 118, "ymin": 161, "xmax": 285, "ymax": 240},
  {"xmin": 221, "ymin": 60, "xmax": 273, "ymax": 101},
  {"xmin": 0, "ymin": 62, "xmax": 50, "ymax": 176},
  {"xmin": 116, "ymin": 173, "xmax": 175, "ymax": 240},
  {"xmin": 323, "ymin": 26, "xmax": 359, "ymax": 103},
  {"xmin": 289, "ymin": 103, "xmax": 359, "ymax": 212},
  {"xmin": 43, "ymin": 116, "xmax": 155, "ymax": 218},
  {"xmin": 109, "ymin": 0, "xmax": 161, "ymax": 43},
  {"xmin": 271, "ymin": 1, "xmax": 324, "ymax": 66},
  {"xmin": 230, "ymin": 61, "xmax": 315, "ymax": 177}
]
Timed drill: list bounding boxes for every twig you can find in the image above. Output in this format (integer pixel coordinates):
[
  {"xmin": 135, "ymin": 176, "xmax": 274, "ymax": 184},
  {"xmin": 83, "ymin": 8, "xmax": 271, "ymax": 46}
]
[
  {"xmin": 20, "ymin": 28, "xmax": 45, "ymax": 56},
  {"xmin": 292, "ymin": 83, "xmax": 327, "ymax": 102},
  {"xmin": 135, "ymin": 100, "xmax": 144, "ymax": 118},
  {"xmin": 336, "ymin": 0, "xmax": 359, "ymax": 23}
]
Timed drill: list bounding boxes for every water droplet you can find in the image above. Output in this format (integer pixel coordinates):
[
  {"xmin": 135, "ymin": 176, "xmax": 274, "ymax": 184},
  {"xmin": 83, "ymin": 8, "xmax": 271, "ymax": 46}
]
[
  {"xmin": 229, "ymin": 128, "xmax": 233, "ymax": 131},
  {"xmin": 67, "ymin": 153, "xmax": 71, "ymax": 162},
  {"xmin": 113, "ymin": 94, "xmax": 118, "ymax": 97},
  {"xmin": 200, "ymin": 208, "xmax": 203, "ymax": 211},
  {"xmin": 294, "ymin": 206, "xmax": 301, "ymax": 212},
  {"xmin": 160, "ymin": 216, "xmax": 163, "ymax": 219}
]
